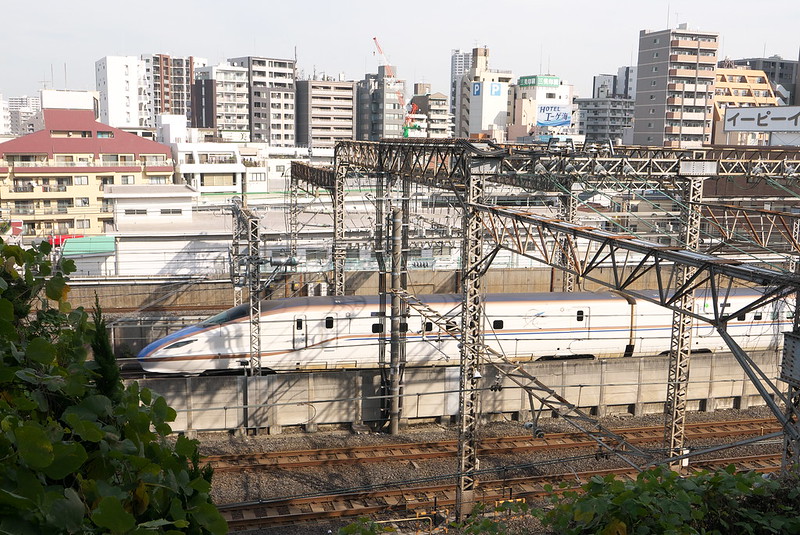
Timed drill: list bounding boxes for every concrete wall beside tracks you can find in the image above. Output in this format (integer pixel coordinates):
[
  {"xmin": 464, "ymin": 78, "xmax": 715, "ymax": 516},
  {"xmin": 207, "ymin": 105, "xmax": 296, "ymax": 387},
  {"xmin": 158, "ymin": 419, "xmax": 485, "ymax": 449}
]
[{"xmin": 132, "ymin": 350, "xmax": 781, "ymax": 434}]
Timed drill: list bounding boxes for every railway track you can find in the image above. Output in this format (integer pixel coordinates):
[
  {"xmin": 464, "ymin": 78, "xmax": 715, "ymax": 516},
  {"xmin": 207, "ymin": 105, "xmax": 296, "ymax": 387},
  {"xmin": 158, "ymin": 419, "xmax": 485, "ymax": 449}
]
[
  {"xmin": 217, "ymin": 452, "xmax": 782, "ymax": 530},
  {"xmin": 205, "ymin": 418, "xmax": 780, "ymax": 472}
]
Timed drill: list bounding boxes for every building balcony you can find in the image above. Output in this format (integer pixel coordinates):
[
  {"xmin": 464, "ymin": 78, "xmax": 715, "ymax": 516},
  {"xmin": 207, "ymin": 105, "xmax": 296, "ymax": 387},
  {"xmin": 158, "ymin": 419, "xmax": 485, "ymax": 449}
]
[
  {"xmin": 669, "ymin": 68, "xmax": 715, "ymax": 79},
  {"xmin": 664, "ymin": 126, "xmax": 708, "ymax": 135},
  {"xmin": 668, "ymin": 83, "xmax": 710, "ymax": 92},
  {"xmin": 671, "ymin": 39, "xmax": 718, "ymax": 50},
  {"xmin": 669, "ymin": 54, "xmax": 717, "ymax": 64},
  {"xmin": 666, "ymin": 111, "xmax": 707, "ymax": 121}
]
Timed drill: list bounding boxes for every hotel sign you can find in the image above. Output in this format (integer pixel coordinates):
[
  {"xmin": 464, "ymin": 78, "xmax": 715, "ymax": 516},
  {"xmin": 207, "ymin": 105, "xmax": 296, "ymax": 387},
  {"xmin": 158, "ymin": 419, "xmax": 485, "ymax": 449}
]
[{"xmin": 724, "ymin": 106, "xmax": 800, "ymax": 132}]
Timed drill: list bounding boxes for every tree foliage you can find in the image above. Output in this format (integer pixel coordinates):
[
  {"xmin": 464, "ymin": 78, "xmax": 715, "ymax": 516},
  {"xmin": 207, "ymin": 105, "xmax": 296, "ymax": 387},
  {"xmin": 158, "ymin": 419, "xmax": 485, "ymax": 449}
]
[
  {"xmin": 0, "ymin": 240, "xmax": 226, "ymax": 534},
  {"xmin": 541, "ymin": 464, "xmax": 800, "ymax": 534}
]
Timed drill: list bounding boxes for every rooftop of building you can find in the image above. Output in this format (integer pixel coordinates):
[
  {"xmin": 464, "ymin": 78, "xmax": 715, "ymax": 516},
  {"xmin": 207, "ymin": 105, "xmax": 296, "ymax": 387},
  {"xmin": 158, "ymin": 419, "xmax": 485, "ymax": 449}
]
[{"xmin": 0, "ymin": 109, "xmax": 173, "ymax": 157}]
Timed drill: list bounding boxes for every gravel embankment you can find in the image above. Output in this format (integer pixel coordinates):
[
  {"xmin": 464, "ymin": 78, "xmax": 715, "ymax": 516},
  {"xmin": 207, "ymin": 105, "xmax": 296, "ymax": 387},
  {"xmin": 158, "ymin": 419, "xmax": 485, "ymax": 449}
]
[{"xmin": 201, "ymin": 406, "xmax": 780, "ymax": 534}]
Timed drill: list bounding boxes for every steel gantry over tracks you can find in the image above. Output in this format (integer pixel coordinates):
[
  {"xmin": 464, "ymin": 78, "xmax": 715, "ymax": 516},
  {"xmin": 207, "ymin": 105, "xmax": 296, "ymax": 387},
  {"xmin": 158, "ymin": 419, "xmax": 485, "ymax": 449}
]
[{"xmin": 293, "ymin": 138, "xmax": 800, "ymax": 516}]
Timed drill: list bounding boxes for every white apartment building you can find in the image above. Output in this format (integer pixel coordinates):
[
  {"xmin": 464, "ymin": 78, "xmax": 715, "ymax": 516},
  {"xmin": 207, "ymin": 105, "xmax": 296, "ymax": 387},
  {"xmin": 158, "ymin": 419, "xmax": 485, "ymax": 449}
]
[
  {"xmin": 456, "ymin": 48, "xmax": 513, "ymax": 140},
  {"xmin": 95, "ymin": 56, "xmax": 149, "ymax": 128},
  {"xmin": 228, "ymin": 56, "xmax": 296, "ymax": 145},
  {"xmin": 450, "ymin": 49, "xmax": 472, "ymax": 116},
  {"xmin": 97, "ymin": 54, "xmax": 207, "ymax": 129},
  {"xmin": 0, "ymin": 95, "xmax": 9, "ymax": 135},
  {"xmin": 192, "ymin": 64, "xmax": 250, "ymax": 141},
  {"xmin": 296, "ymin": 79, "xmax": 356, "ymax": 148},
  {"xmin": 8, "ymin": 95, "xmax": 41, "ymax": 136},
  {"xmin": 633, "ymin": 24, "xmax": 719, "ymax": 148}
]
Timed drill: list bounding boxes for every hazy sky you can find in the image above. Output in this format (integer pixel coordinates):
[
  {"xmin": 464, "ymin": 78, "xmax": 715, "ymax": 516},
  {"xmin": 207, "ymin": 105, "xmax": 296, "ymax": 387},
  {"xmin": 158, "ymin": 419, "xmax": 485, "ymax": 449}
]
[{"xmin": 3, "ymin": 0, "xmax": 799, "ymax": 100}]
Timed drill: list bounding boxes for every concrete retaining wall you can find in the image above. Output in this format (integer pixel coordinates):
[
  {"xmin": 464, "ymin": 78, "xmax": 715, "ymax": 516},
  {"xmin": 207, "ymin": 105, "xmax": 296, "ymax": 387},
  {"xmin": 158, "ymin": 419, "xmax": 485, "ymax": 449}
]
[{"xmin": 133, "ymin": 350, "xmax": 781, "ymax": 434}]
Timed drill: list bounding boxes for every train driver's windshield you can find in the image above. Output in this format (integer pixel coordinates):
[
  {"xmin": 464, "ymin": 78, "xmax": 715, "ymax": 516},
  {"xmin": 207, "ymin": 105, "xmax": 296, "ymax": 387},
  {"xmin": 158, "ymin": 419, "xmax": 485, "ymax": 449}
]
[{"xmin": 199, "ymin": 304, "xmax": 249, "ymax": 326}]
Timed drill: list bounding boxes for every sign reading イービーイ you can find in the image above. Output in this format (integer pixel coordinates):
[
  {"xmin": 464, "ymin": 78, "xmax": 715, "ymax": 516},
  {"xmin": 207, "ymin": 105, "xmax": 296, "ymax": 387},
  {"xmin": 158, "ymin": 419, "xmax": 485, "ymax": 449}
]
[{"xmin": 724, "ymin": 106, "xmax": 800, "ymax": 132}]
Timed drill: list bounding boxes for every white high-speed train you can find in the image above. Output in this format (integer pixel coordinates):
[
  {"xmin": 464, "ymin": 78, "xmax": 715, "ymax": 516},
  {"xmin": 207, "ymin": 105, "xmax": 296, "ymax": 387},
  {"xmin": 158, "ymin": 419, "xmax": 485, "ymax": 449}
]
[{"xmin": 136, "ymin": 289, "xmax": 789, "ymax": 374}]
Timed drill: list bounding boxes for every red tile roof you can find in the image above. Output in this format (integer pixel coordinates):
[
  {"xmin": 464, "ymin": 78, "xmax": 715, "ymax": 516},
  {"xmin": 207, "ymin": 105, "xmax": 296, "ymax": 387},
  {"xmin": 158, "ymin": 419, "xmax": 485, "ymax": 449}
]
[{"xmin": 0, "ymin": 109, "xmax": 172, "ymax": 158}]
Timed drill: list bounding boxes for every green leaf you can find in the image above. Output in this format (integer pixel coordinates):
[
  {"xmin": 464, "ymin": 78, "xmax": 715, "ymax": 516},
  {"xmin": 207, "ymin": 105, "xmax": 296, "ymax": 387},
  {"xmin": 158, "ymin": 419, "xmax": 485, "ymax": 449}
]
[
  {"xmin": 45, "ymin": 488, "xmax": 85, "ymax": 533},
  {"xmin": 137, "ymin": 519, "xmax": 172, "ymax": 529},
  {"xmin": 64, "ymin": 414, "xmax": 104, "ymax": 442},
  {"xmin": 0, "ymin": 298, "xmax": 14, "ymax": 321},
  {"xmin": 174, "ymin": 435, "xmax": 197, "ymax": 458},
  {"xmin": 191, "ymin": 502, "xmax": 228, "ymax": 534},
  {"xmin": 0, "ymin": 488, "xmax": 35, "ymax": 510},
  {"xmin": 45, "ymin": 277, "xmax": 68, "ymax": 302},
  {"xmin": 26, "ymin": 337, "xmax": 56, "ymax": 365},
  {"xmin": 15, "ymin": 423, "xmax": 54, "ymax": 468},
  {"xmin": 91, "ymin": 496, "xmax": 136, "ymax": 534},
  {"xmin": 43, "ymin": 442, "xmax": 88, "ymax": 479}
]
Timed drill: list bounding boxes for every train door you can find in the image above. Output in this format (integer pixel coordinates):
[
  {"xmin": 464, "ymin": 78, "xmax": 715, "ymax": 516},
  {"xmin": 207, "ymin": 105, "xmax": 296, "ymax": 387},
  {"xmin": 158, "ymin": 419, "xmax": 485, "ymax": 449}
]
[
  {"xmin": 566, "ymin": 306, "xmax": 590, "ymax": 339},
  {"xmin": 321, "ymin": 313, "xmax": 339, "ymax": 352},
  {"xmin": 293, "ymin": 315, "xmax": 307, "ymax": 350}
]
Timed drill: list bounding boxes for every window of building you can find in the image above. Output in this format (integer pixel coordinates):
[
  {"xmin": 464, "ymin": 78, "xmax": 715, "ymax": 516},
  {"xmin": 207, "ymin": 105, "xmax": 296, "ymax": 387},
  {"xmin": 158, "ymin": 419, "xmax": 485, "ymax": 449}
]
[
  {"xmin": 652, "ymin": 66, "xmax": 658, "ymax": 72},
  {"xmin": 651, "ymin": 80, "xmax": 657, "ymax": 86},
  {"xmin": 250, "ymin": 172, "xmax": 267, "ymax": 181},
  {"xmin": 75, "ymin": 219, "xmax": 90, "ymax": 229},
  {"xmin": 149, "ymin": 176, "xmax": 168, "ymax": 185},
  {"xmin": 653, "ymin": 52, "xmax": 659, "ymax": 58},
  {"xmin": 124, "ymin": 209, "xmax": 147, "ymax": 215},
  {"xmin": 275, "ymin": 165, "xmax": 285, "ymax": 173},
  {"xmin": 97, "ymin": 131, "xmax": 114, "ymax": 138},
  {"xmin": 75, "ymin": 197, "xmax": 89, "ymax": 207},
  {"xmin": 121, "ymin": 175, "xmax": 134, "ymax": 185},
  {"xmin": 73, "ymin": 176, "xmax": 89, "ymax": 185},
  {"xmin": 160, "ymin": 208, "xmax": 182, "ymax": 215}
]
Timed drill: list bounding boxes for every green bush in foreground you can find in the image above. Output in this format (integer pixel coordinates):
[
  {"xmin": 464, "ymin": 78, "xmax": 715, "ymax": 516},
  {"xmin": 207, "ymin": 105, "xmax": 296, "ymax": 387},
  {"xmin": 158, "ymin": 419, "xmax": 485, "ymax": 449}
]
[
  {"xmin": 542, "ymin": 464, "xmax": 800, "ymax": 534},
  {"xmin": 0, "ymin": 240, "xmax": 226, "ymax": 534}
]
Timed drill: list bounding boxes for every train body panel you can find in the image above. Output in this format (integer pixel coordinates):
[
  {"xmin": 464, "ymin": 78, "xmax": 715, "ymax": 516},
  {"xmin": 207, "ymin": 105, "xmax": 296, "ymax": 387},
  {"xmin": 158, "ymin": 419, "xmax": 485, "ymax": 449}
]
[{"xmin": 136, "ymin": 291, "xmax": 790, "ymax": 374}]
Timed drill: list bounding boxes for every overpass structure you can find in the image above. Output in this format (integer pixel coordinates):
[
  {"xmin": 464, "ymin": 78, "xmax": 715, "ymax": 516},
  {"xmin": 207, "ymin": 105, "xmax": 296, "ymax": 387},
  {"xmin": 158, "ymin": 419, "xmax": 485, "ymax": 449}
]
[{"xmin": 288, "ymin": 139, "xmax": 800, "ymax": 518}]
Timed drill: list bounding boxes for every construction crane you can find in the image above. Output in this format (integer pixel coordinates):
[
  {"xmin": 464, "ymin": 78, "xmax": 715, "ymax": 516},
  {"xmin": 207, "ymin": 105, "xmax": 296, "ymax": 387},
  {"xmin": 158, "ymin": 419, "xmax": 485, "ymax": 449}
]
[{"xmin": 372, "ymin": 37, "xmax": 419, "ymax": 137}]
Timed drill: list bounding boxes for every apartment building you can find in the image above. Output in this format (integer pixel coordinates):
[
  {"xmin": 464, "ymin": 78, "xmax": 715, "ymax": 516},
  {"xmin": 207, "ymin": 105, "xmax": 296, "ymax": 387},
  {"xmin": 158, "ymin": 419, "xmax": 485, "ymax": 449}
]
[
  {"xmin": 633, "ymin": 24, "xmax": 718, "ymax": 148},
  {"xmin": 8, "ymin": 95, "xmax": 41, "ymax": 136},
  {"xmin": 727, "ymin": 55, "xmax": 797, "ymax": 104},
  {"xmin": 455, "ymin": 48, "xmax": 513, "ymax": 140},
  {"xmin": 356, "ymin": 65, "xmax": 407, "ymax": 140},
  {"xmin": 0, "ymin": 96, "xmax": 9, "ymax": 136},
  {"xmin": 450, "ymin": 49, "xmax": 472, "ymax": 116},
  {"xmin": 0, "ymin": 109, "xmax": 174, "ymax": 236},
  {"xmin": 228, "ymin": 56, "xmax": 296, "ymax": 145},
  {"xmin": 191, "ymin": 64, "xmax": 250, "ymax": 141},
  {"xmin": 711, "ymin": 67, "xmax": 778, "ymax": 145},
  {"xmin": 296, "ymin": 79, "xmax": 356, "ymax": 148},
  {"xmin": 142, "ymin": 54, "xmax": 207, "ymax": 121},
  {"xmin": 95, "ymin": 56, "xmax": 150, "ymax": 128},
  {"xmin": 96, "ymin": 54, "xmax": 207, "ymax": 129},
  {"xmin": 576, "ymin": 96, "xmax": 634, "ymax": 143},
  {"xmin": 410, "ymin": 91, "xmax": 454, "ymax": 138}
]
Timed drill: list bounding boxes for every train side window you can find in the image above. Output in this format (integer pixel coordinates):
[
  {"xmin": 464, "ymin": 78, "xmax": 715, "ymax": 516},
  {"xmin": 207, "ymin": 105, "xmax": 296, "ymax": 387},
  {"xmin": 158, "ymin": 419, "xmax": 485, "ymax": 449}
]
[
  {"xmin": 445, "ymin": 320, "xmax": 458, "ymax": 332},
  {"xmin": 754, "ymin": 311, "xmax": 762, "ymax": 320},
  {"xmin": 372, "ymin": 323, "xmax": 384, "ymax": 333},
  {"xmin": 737, "ymin": 313, "xmax": 746, "ymax": 321},
  {"xmin": 492, "ymin": 320, "xmax": 504, "ymax": 329},
  {"xmin": 325, "ymin": 316, "xmax": 334, "ymax": 329},
  {"xmin": 424, "ymin": 321, "xmax": 433, "ymax": 332},
  {"xmin": 576, "ymin": 310, "xmax": 585, "ymax": 322},
  {"xmin": 400, "ymin": 322, "xmax": 408, "ymax": 332},
  {"xmin": 296, "ymin": 318, "xmax": 303, "ymax": 330},
  {"xmin": 787, "ymin": 311, "xmax": 795, "ymax": 319}
]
